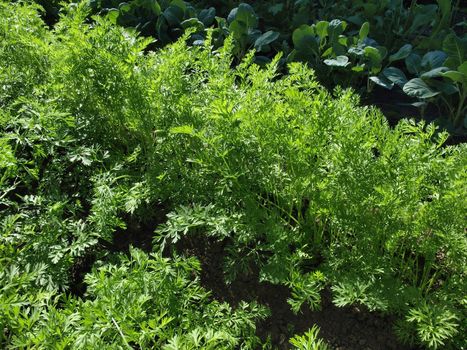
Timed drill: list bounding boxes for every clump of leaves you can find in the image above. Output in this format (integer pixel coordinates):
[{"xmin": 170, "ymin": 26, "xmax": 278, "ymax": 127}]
[
  {"xmin": 3, "ymin": 248, "xmax": 267, "ymax": 348},
  {"xmin": 1, "ymin": 2, "xmax": 466, "ymax": 349},
  {"xmin": 32, "ymin": 0, "xmax": 466, "ymax": 130},
  {"xmin": 289, "ymin": 325, "xmax": 330, "ymax": 350},
  {"xmin": 406, "ymin": 304, "xmax": 460, "ymax": 350}
]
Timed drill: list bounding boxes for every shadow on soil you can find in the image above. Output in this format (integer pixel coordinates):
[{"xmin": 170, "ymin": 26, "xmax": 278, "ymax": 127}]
[
  {"xmin": 69, "ymin": 206, "xmax": 167, "ymax": 297},
  {"xmin": 69, "ymin": 210, "xmax": 419, "ymax": 350},
  {"xmin": 177, "ymin": 235, "xmax": 418, "ymax": 350}
]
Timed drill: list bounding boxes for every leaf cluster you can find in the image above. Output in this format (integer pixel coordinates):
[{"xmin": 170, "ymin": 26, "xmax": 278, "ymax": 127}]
[
  {"xmin": 33, "ymin": 0, "xmax": 467, "ymax": 132},
  {"xmin": 1, "ymin": 2, "xmax": 466, "ymax": 349}
]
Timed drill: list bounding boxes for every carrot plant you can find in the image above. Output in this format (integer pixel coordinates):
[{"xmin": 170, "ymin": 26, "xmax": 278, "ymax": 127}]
[{"xmin": 0, "ymin": 2, "xmax": 466, "ymax": 349}]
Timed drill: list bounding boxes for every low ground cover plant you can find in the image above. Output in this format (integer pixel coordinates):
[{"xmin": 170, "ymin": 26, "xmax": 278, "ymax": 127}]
[{"xmin": 1, "ymin": 2, "xmax": 466, "ymax": 349}]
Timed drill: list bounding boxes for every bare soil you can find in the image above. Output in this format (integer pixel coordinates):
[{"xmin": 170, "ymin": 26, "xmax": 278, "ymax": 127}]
[
  {"xmin": 70, "ymin": 214, "xmax": 419, "ymax": 350},
  {"xmin": 177, "ymin": 235, "xmax": 418, "ymax": 350}
]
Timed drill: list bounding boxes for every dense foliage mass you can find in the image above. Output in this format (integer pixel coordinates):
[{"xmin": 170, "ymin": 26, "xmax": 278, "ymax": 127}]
[
  {"xmin": 1, "ymin": 2, "xmax": 466, "ymax": 349},
  {"xmin": 42, "ymin": 0, "xmax": 466, "ymax": 134}
]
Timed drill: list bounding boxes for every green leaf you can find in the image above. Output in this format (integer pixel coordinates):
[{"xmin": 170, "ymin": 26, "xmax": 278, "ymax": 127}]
[
  {"xmin": 181, "ymin": 18, "xmax": 204, "ymax": 31},
  {"xmin": 292, "ymin": 25, "xmax": 315, "ymax": 47},
  {"xmin": 338, "ymin": 36, "xmax": 348, "ymax": 47},
  {"xmin": 420, "ymin": 67, "xmax": 449, "ymax": 79},
  {"xmin": 234, "ymin": 3, "xmax": 258, "ymax": 28},
  {"xmin": 170, "ymin": 125, "xmax": 195, "ymax": 135},
  {"xmin": 170, "ymin": 0, "xmax": 186, "ymax": 11},
  {"xmin": 156, "ymin": 16, "xmax": 170, "ymax": 43},
  {"xmin": 163, "ymin": 5, "xmax": 184, "ymax": 26},
  {"xmin": 254, "ymin": 31, "xmax": 279, "ymax": 51},
  {"xmin": 118, "ymin": 2, "xmax": 131, "ymax": 13},
  {"xmin": 370, "ymin": 75, "xmax": 394, "ymax": 90},
  {"xmin": 315, "ymin": 21, "xmax": 329, "ymax": 40},
  {"xmin": 332, "ymin": 42, "xmax": 347, "ymax": 56},
  {"xmin": 227, "ymin": 7, "xmax": 238, "ymax": 23},
  {"xmin": 328, "ymin": 19, "xmax": 346, "ymax": 45},
  {"xmin": 421, "ymin": 51, "xmax": 448, "ymax": 69},
  {"xmin": 143, "ymin": 0, "xmax": 161, "ymax": 15},
  {"xmin": 437, "ymin": 0, "xmax": 451, "ymax": 16},
  {"xmin": 443, "ymin": 33, "xmax": 467, "ymax": 69},
  {"xmin": 324, "ymin": 55, "xmax": 350, "ymax": 67},
  {"xmin": 229, "ymin": 20, "xmax": 248, "ymax": 40},
  {"xmin": 377, "ymin": 46, "xmax": 388, "ymax": 60},
  {"xmin": 403, "ymin": 78, "xmax": 440, "ymax": 99},
  {"xmin": 458, "ymin": 61, "xmax": 467, "ymax": 75},
  {"xmin": 441, "ymin": 70, "xmax": 465, "ymax": 83},
  {"xmin": 428, "ymin": 80, "xmax": 459, "ymax": 95},
  {"xmin": 359, "ymin": 22, "xmax": 369, "ymax": 41},
  {"xmin": 405, "ymin": 53, "xmax": 422, "ymax": 75},
  {"xmin": 352, "ymin": 64, "xmax": 365, "ymax": 72},
  {"xmin": 436, "ymin": 0, "xmax": 452, "ymax": 31},
  {"xmin": 364, "ymin": 46, "xmax": 382, "ymax": 71},
  {"xmin": 321, "ymin": 47, "xmax": 333, "ymax": 57},
  {"xmin": 107, "ymin": 9, "xmax": 119, "ymax": 24},
  {"xmin": 382, "ymin": 67, "xmax": 408, "ymax": 87},
  {"xmin": 348, "ymin": 46, "xmax": 364, "ymax": 57},
  {"xmin": 198, "ymin": 7, "xmax": 215, "ymax": 26},
  {"xmin": 389, "ymin": 44, "xmax": 412, "ymax": 63},
  {"xmin": 292, "ymin": 25, "xmax": 318, "ymax": 57},
  {"xmin": 254, "ymin": 55, "xmax": 271, "ymax": 65},
  {"xmin": 215, "ymin": 16, "xmax": 228, "ymax": 31}
]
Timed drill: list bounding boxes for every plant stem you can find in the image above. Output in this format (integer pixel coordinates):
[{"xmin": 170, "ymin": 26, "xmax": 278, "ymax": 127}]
[
  {"xmin": 112, "ymin": 317, "xmax": 132, "ymax": 350},
  {"xmin": 454, "ymin": 89, "xmax": 466, "ymax": 127}
]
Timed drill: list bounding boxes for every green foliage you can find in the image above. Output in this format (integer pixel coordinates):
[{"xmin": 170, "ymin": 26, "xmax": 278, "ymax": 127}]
[
  {"xmin": 289, "ymin": 11, "xmax": 466, "ymax": 130},
  {"xmin": 155, "ymin": 204, "xmax": 243, "ymax": 252},
  {"xmin": 289, "ymin": 325, "xmax": 330, "ymax": 350},
  {"xmin": 1, "ymin": 2, "xmax": 466, "ymax": 349},
  {"xmin": 3, "ymin": 248, "xmax": 267, "ymax": 348},
  {"xmin": 31, "ymin": 0, "xmax": 467, "ymax": 130},
  {"xmin": 0, "ymin": 1, "xmax": 50, "ymax": 107},
  {"xmin": 404, "ymin": 304, "xmax": 460, "ymax": 349},
  {"xmin": 287, "ymin": 271, "xmax": 326, "ymax": 314}
]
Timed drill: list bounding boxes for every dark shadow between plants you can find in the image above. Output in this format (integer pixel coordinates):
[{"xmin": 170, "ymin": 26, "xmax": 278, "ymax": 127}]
[{"xmin": 176, "ymin": 235, "xmax": 419, "ymax": 350}]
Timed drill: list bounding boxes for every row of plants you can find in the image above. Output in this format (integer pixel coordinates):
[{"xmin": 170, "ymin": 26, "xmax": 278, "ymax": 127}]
[
  {"xmin": 0, "ymin": 2, "xmax": 328, "ymax": 348},
  {"xmin": 2, "ymin": 2, "xmax": 466, "ymax": 349},
  {"xmin": 37, "ymin": 0, "xmax": 467, "ymax": 134}
]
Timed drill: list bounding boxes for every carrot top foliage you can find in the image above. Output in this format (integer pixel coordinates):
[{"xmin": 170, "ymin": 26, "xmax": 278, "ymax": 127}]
[{"xmin": 0, "ymin": 2, "xmax": 466, "ymax": 349}]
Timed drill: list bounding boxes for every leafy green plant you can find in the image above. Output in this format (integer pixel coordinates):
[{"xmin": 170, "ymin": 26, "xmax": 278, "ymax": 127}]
[
  {"xmin": 1, "ymin": 3, "xmax": 466, "ymax": 349},
  {"xmin": 89, "ymin": 0, "xmax": 206, "ymax": 45},
  {"xmin": 406, "ymin": 304, "xmax": 460, "ymax": 349},
  {"xmin": 376, "ymin": 33, "xmax": 467, "ymax": 130},
  {"xmin": 3, "ymin": 248, "xmax": 267, "ymax": 349},
  {"xmin": 290, "ymin": 13, "xmax": 466, "ymax": 130},
  {"xmin": 287, "ymin": 270, "xmax": 326, "ymax": 314},
  {"xmin": 289, "ymin": 19, "xmax": 390, "ymax": 89},
  {"xmin": 224, "ymin": 3, "xmax": 280, "ymax": 60},
  {"xmin": 289, "ymin": 325, "xmax": 330, "ymax": 350},
  {"xmin": 33, "ymin": 0, "xmax": 466, "ymax": 130}
]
